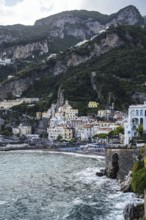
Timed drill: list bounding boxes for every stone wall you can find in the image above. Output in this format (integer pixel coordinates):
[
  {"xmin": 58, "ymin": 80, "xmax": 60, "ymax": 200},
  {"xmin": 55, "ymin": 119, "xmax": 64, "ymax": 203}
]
[{"xmin": 105, "ymin": 148, "xmax": 135, "ymax": 182}]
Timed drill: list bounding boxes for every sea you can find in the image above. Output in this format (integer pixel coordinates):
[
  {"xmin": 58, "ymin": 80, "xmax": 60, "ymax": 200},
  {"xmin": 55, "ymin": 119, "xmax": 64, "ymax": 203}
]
[{"xmin": 0, "ymin": 151, "xmax": 142, "ymax": 220}]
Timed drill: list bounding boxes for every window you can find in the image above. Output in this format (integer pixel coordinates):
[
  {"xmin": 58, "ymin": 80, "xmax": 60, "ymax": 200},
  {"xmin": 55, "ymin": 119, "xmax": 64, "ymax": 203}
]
[
  {"xmin": 136, "ymin": 110, "xmax": 139, "ymax": 116},
  {"xmin": 140, "ymin": 110, "xmax": 143, "ymax": 116},
  {"xmin": 140, "ymin": 118, "xmax": 143, "ymax": 124}
]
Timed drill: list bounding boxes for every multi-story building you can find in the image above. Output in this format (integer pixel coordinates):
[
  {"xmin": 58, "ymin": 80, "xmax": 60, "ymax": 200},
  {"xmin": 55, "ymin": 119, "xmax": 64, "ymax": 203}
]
[
  {"xmin": 58, "ymin": 100, "xmax": 78, "ymax": 120},
  {"xmin": 80, "ymin": 124, "xmax": 93, "ymax": 141},
  {"xmin": 97, "ymin": 110, "xmax": 111, "ymax": 118},
  {"xmin": 124, "ymin": 101, "xmax": 146, "ymax": 145},
  {"xmin": 47, "ymin": 125, "xmax": 73, "ymax": 141},
  {"xmin": 12, "ymin": 124, "xmax": 32, "ymax": 136},
  {"xmin": 88, "ymin": 102, "xmax": 98, "ymax": 108}
]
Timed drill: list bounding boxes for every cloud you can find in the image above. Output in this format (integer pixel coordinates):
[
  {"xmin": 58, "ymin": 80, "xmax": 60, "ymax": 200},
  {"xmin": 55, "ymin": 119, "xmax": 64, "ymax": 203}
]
[
  {"xmin": 0, "ymin": 0, "xmax": 145, "ymax": 26},
  {"xmin": 0, "ymin": 0, "xmax": 85, "ymax": 25}
]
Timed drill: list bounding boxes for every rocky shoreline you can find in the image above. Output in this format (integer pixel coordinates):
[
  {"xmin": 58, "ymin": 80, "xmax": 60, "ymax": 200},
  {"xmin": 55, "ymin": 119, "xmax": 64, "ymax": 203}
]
[{"xmin": 96, "ymin": 151, "xmax": 145, "ymax": 220}]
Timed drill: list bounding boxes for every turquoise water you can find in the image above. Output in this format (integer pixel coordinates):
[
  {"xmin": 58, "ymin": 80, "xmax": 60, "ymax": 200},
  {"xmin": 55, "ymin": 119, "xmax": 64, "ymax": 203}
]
[{"xmin": 0, "ymin": 151, "xmax": 139, "ymax": 220}]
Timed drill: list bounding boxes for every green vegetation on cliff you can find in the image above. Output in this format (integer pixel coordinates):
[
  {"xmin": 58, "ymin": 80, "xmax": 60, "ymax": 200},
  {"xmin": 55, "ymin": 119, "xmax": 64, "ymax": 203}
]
[
  {"xmin": 18, "ymin": 25, "xmax": 146, "ymax": 114},
  {"xmin": 132, "ymin": 167, "xmax": 146, "ymax": 194}
]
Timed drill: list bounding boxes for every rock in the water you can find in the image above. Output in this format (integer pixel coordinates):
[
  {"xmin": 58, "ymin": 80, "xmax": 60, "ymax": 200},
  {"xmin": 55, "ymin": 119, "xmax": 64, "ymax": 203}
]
[
  {"xmin": 120, "ymin": 171, "xmax": 132, "ymax": 192},
  {"xmin": 106, "ymin": 153, "xmax": 119, "ymax": 179},
  {"xmin": 96, "ymin": 169, "xmax": 105, "ymax": 177},
  {"xmin": 123, "ymin": 203, "xmax": 144, "ymax": 220}
]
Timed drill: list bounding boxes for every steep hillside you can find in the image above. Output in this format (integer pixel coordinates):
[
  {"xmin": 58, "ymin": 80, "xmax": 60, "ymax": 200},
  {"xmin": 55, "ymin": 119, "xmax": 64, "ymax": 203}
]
[
  {"xmin": 0, "ymin": 25, "xmax": 146, "ymax": 114},
  {"xmin": 0, "ymin": 5, "xmax": 143, "ymax": 60},
  {"xmin": 143, "ymin": 16, "xmax": 146, "ymax": 26}
]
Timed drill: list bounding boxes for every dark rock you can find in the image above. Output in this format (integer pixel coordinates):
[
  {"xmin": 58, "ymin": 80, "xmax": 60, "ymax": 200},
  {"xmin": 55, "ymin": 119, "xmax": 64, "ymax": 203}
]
[
  {"xmin": 123, "ymin": 203, "xmax": 144, "ymax": 220},
  {"xmin": 106, "ymin": 153, "xmax": 119, "ymax": 179},
  {"xmin": 96, "ymin": 169, "xmax": 105, "ymax": 177},
  {"xmin": 96, "ymin": 171, "xmax": 105, "ymax": 177}
]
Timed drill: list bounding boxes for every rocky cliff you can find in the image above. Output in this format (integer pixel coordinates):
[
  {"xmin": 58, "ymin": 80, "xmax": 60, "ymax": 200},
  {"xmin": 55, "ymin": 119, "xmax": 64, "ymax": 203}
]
[
  {"xmin": 51, "ymin": 31, "xmax": 124, "ymax": 75},
  {"xmin": 35, "ymin": 5, "xmax": 143, "ymax": 40},
  {"xmin": 0, "ymin": 5, "xmax": 144, "ymax": 60},
  {"xmin": 0, "ymin": 40, "xmax": 49, "ymax": 59},
  {"xmin": 0, "ymin": 24, "xmax": 146, "ymax": 110},
  {"xmin": 0, "ymin": 27, "xmax": 125, "ymax": 99}
]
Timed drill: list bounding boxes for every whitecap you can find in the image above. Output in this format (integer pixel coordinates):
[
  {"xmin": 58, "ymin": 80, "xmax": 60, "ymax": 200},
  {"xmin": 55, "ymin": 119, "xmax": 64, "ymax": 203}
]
[{"xmin": 0, "ymin": 200, "xmax": 7, "ymax": 205}]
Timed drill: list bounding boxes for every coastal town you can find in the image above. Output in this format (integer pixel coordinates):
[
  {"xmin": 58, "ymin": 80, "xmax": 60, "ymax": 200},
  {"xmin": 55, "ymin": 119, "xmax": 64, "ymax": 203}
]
[
  {"xmin": 0, "ymin": 2, "xmax": 146, "ymax": 219},
  {"xmin": 0, "ymin": 97, "xmax": 146, "ymax": 219},
  {"xmin": 0, "ymin": 97, "xmax": 145, "ymax": 151}
]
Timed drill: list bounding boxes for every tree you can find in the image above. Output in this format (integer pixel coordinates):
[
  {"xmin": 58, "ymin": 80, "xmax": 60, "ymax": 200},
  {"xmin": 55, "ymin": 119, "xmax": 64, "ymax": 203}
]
[
  {"xmin": 94, "ymin": 133, "xmax": 108, "ymax": 139},
  {"xmin": 57, "ymin": 135, "xmax": 63, "ymax": 141},
  {"xmin": 108, "ymin": 126, "xmax": 124, "ymax": 138},
  {"xmin": 1, "ymin": 127, "xmax": 12, "ymax": 136},
  {"xmin": 114, "ymin": 126, "xmax": 124, "ymax": 135},
  {"xmin": 136, "ymin": 124, "xmax": 143, "ymax": 137},
  {"xmin": 108, "ymin": 130, "xmax": 114, "ymax": 137}
]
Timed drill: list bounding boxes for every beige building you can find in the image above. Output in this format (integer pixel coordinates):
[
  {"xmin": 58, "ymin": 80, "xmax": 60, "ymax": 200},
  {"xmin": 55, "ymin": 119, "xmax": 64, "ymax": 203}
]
[
  {"xmin": 58, "ymin": 100, "xmax": 78, "ymax": 120},
  {"xmin": 48, "ymin": 125, "xmax": 73, "ymax": 141},
  {"xmin": 88, "ymin": 102, "xmax": 98, "ymax": 108}
]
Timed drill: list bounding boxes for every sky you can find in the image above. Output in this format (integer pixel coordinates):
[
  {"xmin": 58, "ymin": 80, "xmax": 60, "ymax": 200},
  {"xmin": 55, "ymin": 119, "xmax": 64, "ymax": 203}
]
[{"xmin": 0, "ymin": 0, "xmax": 146, "ymax": 26}]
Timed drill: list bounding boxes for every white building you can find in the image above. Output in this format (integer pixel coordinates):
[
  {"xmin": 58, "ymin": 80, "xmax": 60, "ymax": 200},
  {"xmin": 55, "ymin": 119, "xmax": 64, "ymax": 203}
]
[
  {"xmin": 124, "ymin": 101, "xmax": 146, "ymax": 145},
  {"xmin": 0, "ymin": 58, "xmax": 11, "ymax": 66},
  {"xmin": 98, "ymin": 110, "xmax": 111, "ymax": 118},
  {"xmin": 12, "ymin": 124, "xmax": 32, "ymax": 136},
  {"xmin": 0, "ymin": 98, "xmax": 39, "ymax": 109},
  {"xmin": 80, "ymin": 124, "xmax": 93, "ymax": 141}
]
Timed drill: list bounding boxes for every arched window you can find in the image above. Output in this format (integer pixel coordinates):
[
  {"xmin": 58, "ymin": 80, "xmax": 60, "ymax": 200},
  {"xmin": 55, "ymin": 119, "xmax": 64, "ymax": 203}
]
[
  {"xmin": 133, "ymin": 125, "xmax": 136, "ymax": 130},
  {"xmin": 132, "ymin": 118, "xmax": 138, "ymax": 125}
]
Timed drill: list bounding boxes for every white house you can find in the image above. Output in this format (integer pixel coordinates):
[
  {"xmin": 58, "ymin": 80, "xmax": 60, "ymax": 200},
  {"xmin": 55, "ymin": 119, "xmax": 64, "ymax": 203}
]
[
  {"xmin": 124, "ymin": 101, "xmax": 146, "ymax": 145},
  {"xmin": 12, "ymin": 124, "xmax": 32, "ymax": 136}
]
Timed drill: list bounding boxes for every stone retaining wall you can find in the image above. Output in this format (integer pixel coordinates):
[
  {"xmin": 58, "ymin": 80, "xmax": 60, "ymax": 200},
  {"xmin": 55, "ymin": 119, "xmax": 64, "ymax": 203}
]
[{"xmin": 105, "ymin": 148, "xmax": 135, "ymax": 182}]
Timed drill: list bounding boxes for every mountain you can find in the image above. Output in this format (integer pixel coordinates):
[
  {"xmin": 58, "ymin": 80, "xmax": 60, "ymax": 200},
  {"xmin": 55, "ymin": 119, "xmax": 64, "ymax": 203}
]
[
  {"xmin": 0, "ymin": 5, "xmax": 144, "ymax": 60},
  {"xmin": 1, "ymin": 25, "xmax": 146, "ymax": 115},
  {"xmin": 143, "ymin": 15, "xmax": 146, "ymax": 26}
]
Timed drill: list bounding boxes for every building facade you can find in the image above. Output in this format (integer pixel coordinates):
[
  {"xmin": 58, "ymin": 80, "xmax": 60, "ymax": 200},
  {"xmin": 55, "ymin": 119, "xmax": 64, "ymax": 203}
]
[
  {"xmin": 12, "ymin": 124, "xmax": 32, "ymax": 136},
  {"xmin": 47, "ymin": 126, "xmax": 73, "ymax": 141},
  {"xmin": 124, "ymin": 101, "xmax": 146, "ymax": 145}
]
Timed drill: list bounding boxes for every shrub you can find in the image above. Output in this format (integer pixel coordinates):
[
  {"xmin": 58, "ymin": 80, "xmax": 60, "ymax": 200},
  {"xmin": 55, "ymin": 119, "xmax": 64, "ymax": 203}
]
[
  {"xmin": 144, "ymin": 156, "xmax": 146, "ymax": 167},
  {"xmin": 131, "ymin": 167, "xmax": 146, "ymax": 194},
  {"xmin": 132, "ymin": 160, "xmax": 144, "ymax": 173}
]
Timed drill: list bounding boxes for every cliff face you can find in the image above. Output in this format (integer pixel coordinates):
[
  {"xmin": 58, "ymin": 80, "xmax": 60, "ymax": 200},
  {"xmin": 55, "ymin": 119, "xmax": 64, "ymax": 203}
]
[
  {"xmin": 35, "ymin": 5, "xmax": 143, "ymax": 40},
  {"xmin": 52, "ymin": 32, "xmax": 124, "ymax": 75},
  {"xmin": 0, "ymin": 29, "xmax": 124, "ymax": 99},
  {"xmin": 0, "ymin": 78, "xmax": 33, "ymax": 98},
  {"xmin": 0, "ymin": 40, "xmax": 49, "ymax": 59},
  {"xmin": 0, "ymin": 5, "xmax": 143, "ymax": 60},
  {"xmin": 0, "ymin": 25, "xmax": 145, "ymax": 104}
]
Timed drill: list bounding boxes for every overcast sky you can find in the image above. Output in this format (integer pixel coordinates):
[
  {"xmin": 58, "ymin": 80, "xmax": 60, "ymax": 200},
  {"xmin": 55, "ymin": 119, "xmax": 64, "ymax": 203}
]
[{"xmin": 0, "ymin": 0, "xmax": 146, "ymax": 26}]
